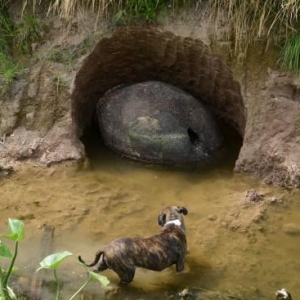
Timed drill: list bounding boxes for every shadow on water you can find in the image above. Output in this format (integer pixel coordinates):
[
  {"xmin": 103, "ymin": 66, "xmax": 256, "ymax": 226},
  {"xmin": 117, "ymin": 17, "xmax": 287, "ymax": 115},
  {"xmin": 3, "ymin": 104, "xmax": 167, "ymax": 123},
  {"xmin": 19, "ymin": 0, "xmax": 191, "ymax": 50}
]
[{"xmin": 82, "ymin": 125, "xmax": 243, "ymax": 176}]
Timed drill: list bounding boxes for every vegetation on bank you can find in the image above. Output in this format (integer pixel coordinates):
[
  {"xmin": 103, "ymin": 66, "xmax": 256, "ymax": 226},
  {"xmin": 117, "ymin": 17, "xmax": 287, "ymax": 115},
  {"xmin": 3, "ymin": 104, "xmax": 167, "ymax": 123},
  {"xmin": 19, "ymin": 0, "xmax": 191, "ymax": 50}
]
[
  {"xmin": 0, "ymin": 0, "xmax": 300, "ymax": 92},
  {"xmin": 207, "ymin": 0, "xmax": 300, "ymax": 72},
  {"xmin": 0, "ymin": 1, "xmax": 42, "ymax": 94}
]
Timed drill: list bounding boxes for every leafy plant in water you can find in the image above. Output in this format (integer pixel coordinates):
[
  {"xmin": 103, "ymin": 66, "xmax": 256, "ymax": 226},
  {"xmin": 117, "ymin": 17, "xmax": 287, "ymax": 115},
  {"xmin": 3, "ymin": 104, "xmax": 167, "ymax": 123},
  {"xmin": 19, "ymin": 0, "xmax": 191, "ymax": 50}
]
[
  {"xmin": 38, "ymin": 251, "xmax": 110, "ymax": 300},
  {"xmin": 0, "ymin": 218, "xmax": 25, "ymax": 300}
]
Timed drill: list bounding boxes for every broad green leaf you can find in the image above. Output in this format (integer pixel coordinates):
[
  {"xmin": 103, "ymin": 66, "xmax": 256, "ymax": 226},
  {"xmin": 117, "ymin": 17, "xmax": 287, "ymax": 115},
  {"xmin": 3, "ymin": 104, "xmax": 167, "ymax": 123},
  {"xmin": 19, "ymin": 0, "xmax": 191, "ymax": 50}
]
[
  {"xmin": 5, "ymin": 219, "xmax": 25, "ymax": 241},
  {"xmin": 4, "ymin": 232, "xmax": 18, "ymax": 241},
  {"xmin": 38, "ymin": 251, "xmax": 72, "ymax": 270},
  {"xmin": 89, "ymin": 271, "xmax": 110, "ymax": 287},
  {"xmin": 0, "ymin": 240, "xmax": 12, "ymax": 258}
]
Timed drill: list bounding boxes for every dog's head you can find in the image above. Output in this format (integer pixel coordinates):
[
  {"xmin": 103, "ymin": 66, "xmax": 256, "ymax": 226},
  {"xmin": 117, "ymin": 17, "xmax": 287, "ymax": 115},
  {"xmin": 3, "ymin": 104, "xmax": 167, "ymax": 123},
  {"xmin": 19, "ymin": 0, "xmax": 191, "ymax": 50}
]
[
  {"xmin": 276, "ymin": 289, "xmax": 292, "ymax": 300},
  {"xmin": 158, "ymin": 206, "xmax": 188, "ymax": 232}
]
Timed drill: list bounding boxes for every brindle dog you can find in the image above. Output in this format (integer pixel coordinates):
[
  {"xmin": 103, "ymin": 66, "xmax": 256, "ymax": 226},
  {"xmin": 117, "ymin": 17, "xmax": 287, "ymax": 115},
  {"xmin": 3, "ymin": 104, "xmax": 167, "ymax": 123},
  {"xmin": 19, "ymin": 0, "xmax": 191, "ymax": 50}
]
[{"xmin": 78, "ymin": 206, "xmax": 188, "ymax": 285}]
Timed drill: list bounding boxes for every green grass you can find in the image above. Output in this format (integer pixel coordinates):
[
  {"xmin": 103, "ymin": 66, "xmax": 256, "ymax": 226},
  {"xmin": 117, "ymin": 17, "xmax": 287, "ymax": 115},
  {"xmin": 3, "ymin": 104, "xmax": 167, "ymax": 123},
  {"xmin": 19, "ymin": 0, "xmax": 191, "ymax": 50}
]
[
  {"xmin": 43, "ymin": 36, "xmax": 97, "ymax": 71},
  {"xmin": 2, "ymin": 0, "xmax": 300, "ymax": 74},
  {"xmin": 113, "ymin": 0, "xmax": 168, "ymax": 24},
  {"xmin": 206, "ymin": 0, "xmax": 300, "ymax": 51},
  {"xmin": 0, "ymin": 9, "xmax": 42, "ymax": 93},
  {"xmin": 44, "ymin": 0, "xmax": 187, "ymax": 24},
  {"xmin": 0, "ymin": 12, "xmax": 18, "ymax": 93},
  {"xmin": 44, "ymin": 47, "xmax": 75, "ymax": 71},
  {"xmin": 280, "ymin": 31, "xmax": 300, "ymax": 73},
  {"xmin": 0, "ymin": 53, "xmax": 19, "ymax": 83},
  {"xmin": 14, "ymin": 14, "xmax": 42, "ymax": 55}
]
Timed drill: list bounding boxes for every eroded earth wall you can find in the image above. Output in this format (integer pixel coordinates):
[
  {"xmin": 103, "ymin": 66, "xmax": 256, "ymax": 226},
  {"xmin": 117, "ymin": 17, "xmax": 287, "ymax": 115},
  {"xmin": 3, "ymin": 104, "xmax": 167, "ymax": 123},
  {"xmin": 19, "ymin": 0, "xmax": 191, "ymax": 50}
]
[{"xmin": 0, "ymin": 13, "xmax": 300, "ymax": 188}]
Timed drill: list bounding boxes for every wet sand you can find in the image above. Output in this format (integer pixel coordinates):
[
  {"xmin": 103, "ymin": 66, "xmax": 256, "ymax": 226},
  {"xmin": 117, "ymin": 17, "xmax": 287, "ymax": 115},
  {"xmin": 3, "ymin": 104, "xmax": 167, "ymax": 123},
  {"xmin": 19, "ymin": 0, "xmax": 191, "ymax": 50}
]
[{"xmin": 0, "ymin": 147, "xmax": 299, "ymax": 299}]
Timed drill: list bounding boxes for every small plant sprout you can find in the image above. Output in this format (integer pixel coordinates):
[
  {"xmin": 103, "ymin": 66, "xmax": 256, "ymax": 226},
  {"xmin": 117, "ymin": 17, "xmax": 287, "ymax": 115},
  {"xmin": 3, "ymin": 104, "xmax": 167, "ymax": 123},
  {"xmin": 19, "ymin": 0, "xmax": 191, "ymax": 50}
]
[
  {"xmin": 37, "ymin": 251, "xmax": 72, "ymax": 300},
  {"xmin": 0, "ymin": 218, "xmax": 25, "ymax": 300},
  {"xmin": 69, "ymin": 268, "xmax": 110, "ymax": 300},
  {"xmin": 38, "ymin": 251, "xmax": 110, "ymax": 300}
]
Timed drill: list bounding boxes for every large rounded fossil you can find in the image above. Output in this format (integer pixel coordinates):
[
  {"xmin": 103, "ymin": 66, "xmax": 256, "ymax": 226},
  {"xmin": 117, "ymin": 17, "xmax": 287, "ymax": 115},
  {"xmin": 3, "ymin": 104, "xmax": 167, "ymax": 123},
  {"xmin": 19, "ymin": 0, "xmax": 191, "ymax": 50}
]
[{"xmin": 97, "ymin": 81, "xmax": 223, "ymax": 163}]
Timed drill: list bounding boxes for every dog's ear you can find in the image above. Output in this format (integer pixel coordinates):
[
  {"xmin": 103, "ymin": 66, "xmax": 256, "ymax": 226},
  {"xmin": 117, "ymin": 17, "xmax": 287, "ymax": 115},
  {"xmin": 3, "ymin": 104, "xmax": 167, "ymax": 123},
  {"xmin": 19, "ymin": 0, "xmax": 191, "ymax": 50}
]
[
  {"xmin": 158, "ymin": 213, "xmax": 166, "ymax": 226},
  {"xmin": 177, "ymin": 206, "xmax": 188, "ymax": 215}
]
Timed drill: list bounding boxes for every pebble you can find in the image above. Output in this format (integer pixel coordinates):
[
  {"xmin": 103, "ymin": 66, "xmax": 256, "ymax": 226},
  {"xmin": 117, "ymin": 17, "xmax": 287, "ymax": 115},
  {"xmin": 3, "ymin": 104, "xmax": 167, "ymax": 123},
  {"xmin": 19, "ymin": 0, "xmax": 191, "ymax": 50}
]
[
  {"xmin": 207, "ymin": 214, "xmax": 218, "ymax": 221},
  {"xmin": 283, "ymin": 223, "xmax": 300, "ymax": 236}
]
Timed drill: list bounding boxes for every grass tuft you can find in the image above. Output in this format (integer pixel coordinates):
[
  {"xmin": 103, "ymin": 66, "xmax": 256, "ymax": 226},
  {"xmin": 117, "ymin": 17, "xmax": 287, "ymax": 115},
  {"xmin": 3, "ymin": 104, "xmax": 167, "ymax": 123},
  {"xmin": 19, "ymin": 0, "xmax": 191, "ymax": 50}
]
[
  {"xmin": 0, "ymin": 11, "xmax": 18, "ymax": 93},
  {"xmin": 1, "ymin": 0, "xmax": 300, "ymax": 74},
  {"xmin": 280, "ymin": 31, "xmax": 300, "ymax": 73},
  {"xmin": 46, "ymin": 0, "xmax": 187, "ymax": 24},
  {"xmin": 195, "ymin": 0, "xmax": 300, "ymax": 72},
  {"xmin": 0, "ymin": 5, "xmax": 42, "ymax": 93},
  {"xmin": 14, "ymin": 13, "xmax": 42, "ymax": 55},
  {"xmin": 206, "ymin": 0, "xmax": 300, "ymax": 53}
]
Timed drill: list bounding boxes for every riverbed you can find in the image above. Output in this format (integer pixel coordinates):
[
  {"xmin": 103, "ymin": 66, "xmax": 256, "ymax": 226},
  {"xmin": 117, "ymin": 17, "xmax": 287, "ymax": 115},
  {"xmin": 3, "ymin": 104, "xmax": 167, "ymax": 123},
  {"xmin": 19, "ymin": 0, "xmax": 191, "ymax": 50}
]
[{"xmin": 0, "ymin": 144, "xmax": 299, "ymax": 299}]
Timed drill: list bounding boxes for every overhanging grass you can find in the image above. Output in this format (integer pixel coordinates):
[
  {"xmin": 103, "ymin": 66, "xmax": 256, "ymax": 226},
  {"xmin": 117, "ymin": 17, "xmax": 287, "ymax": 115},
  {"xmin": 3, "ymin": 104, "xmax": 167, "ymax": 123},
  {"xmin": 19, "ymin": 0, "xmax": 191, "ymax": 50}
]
[
  {"xmin": 18, "ymin": 1, "xmax": 300, "ymax": 65},
  {"xmin": 45, "ymin": 0, "xmax": 188, "ymax": 23},
  {"xmin": 1, "ymin": 0, "xmax": 300, "ymax": 74},
  {"xmin": 281, "ymin": 32, "xmax": 300, "ymax": 73},
  {"xmin": 0, "ymin": 5, "xmax": 42, "ymax": 93},
  {"xmin": 206, "ymin": 0, "xmax": 300, "ymax": 52},
  {"xmin": 0, "ymin": 11, "xmax": 18, "ymax": 93}
]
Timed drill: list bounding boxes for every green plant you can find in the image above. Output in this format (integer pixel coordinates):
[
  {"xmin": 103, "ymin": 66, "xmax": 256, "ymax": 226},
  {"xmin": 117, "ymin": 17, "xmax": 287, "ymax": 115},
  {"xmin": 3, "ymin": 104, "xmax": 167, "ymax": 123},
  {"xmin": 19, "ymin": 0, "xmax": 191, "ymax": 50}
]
[
  {"xmin": 114, "ymin": 0, "xmax": 190, "ymax": 24},
  {"xmin": 280, "ymin": 31, "xmax": 300, "ymax": 73},
  {"xmin": 0, "ymin": 11, "xmax": 17, "ymax": 93},
  {"xmin": 0, "ymin": 13, "xmax": 14, "ymax": 45},
  {"xmin": 38, "ymin": 251, "xmax": 110, "ymax": 300},
  {"xmin": 44, "ymin": 0, "xmax": 184, "ymax": 24},
  {"xmin": 0, "ymin": 9, "xmax": 42, "ymax": 92},
  {"xmin": 52, "ymin": 74, "xmax": 68, "ymax": 97},
  {"xmin": 0, "ymin": 217, "xmax": 110, "ymax": 299},
  {"xmin": 0, "ymin": 218, "xmax": 25, "ymax": 300},
  {"xmin": 114, "ymin": 0, "xmax": 164, "ymax": 24},
  {"xmin": 207, "ymin": 0, "xmax": 300, "ymax": 53},
  {"xmin": 14, "ymin": 14, "xmax": 42, "ymax": 55},
  {"xmin": 44, "ymin": 47, "xmax": 75, "ymax": 71},
  {"xmin": 0, "ymin": 52, "xmax": 19, "ymax": 88}
]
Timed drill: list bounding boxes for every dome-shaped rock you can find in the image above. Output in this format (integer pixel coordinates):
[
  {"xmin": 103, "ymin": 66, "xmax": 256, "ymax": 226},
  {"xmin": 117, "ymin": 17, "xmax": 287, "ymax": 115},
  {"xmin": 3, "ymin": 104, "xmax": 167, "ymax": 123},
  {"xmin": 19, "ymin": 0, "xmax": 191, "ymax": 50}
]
[{"xmin": 97, "ymin": 81, "xmax": 223, "ymax": 163}]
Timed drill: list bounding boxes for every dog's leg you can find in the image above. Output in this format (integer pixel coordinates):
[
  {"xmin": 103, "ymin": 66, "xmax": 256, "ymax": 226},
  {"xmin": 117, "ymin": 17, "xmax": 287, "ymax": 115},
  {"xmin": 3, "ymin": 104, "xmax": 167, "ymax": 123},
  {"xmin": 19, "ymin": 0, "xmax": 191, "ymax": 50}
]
[
  {"xmin": 115, "ymin": 268, "xmax": 135, "ymax": 285},
  {"xmin": 176, "ymin": 257, "xmax": 185, "ymax": 272}
]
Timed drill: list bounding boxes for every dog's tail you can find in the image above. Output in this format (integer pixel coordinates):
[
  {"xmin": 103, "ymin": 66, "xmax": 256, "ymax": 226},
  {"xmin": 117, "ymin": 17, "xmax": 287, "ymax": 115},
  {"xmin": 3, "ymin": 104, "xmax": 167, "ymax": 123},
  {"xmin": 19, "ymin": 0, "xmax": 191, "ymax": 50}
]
[{"xmin": 78, "ymin": 250, "xmax": 103, "ymax": 267}]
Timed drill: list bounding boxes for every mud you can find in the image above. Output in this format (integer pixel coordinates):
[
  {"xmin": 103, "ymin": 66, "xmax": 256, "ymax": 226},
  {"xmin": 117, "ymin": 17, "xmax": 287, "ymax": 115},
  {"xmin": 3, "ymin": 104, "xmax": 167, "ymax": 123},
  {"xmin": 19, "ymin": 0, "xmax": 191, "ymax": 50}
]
[
  {"xmin": 235, "ymin": 69, "xmax": 300, "ymax": 187},
  {"xmin": 0, "ymin": 10, "xmax": 299, "ymax": 187},
  {"xmin": 0, "ymin": 143, "xmax": 300, "ymax": 299}
]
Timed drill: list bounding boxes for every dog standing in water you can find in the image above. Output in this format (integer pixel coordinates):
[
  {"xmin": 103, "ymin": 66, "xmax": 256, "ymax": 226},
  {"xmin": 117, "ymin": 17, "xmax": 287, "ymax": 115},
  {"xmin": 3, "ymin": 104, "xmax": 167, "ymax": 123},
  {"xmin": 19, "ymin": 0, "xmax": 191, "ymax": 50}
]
[{"xmin": 78, "ymin": 206, "xmax": 188, "ymax": 285}]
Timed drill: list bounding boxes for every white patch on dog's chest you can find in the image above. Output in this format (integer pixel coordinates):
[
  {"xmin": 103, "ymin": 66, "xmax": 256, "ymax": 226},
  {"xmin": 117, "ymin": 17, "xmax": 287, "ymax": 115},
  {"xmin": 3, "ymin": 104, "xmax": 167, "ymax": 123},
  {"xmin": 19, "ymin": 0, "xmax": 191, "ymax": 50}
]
[{"xmin": 165, "ymin": 219, "xmax": 181, "ymax": 227}]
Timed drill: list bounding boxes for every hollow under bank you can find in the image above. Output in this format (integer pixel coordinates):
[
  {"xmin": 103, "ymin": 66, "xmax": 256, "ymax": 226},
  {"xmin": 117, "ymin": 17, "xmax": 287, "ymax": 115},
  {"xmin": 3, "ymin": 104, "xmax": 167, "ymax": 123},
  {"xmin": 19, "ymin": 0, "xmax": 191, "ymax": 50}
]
[{"xmin": 71, "ymin": 27, "xmax": 246, "ymax": 166}]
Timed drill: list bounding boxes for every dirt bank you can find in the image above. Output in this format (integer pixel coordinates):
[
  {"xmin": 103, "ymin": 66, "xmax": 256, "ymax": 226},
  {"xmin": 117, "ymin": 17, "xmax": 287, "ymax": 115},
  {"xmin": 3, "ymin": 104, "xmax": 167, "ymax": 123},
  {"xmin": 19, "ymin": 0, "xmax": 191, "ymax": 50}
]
[{"xmin": 0, "ymin": 10, "xmax": 300, "ymax": 188}]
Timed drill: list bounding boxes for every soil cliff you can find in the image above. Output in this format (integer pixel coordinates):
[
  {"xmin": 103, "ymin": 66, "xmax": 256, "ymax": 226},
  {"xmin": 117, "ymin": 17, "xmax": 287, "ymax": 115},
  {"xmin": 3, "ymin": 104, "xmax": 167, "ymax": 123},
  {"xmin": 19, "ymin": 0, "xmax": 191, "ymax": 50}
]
[{"xmin": 0, "ymin": 11, "xmax": 300, "ymax": 188}]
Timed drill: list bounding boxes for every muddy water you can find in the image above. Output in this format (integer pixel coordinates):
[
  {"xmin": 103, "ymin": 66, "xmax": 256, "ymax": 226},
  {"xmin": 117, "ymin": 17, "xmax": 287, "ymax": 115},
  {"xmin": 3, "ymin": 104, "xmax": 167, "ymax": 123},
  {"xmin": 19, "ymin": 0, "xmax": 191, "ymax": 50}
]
[{"xmin": 0, "ymin": 145, "xmax": 300, "ymax": 299}]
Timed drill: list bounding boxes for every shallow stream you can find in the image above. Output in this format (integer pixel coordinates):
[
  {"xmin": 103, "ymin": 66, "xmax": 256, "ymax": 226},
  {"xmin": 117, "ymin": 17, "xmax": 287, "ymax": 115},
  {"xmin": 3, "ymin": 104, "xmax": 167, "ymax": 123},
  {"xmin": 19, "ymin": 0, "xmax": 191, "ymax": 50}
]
[{"xmin": 0, "ymin": 144, "xmax": 300, "ymax": 299}]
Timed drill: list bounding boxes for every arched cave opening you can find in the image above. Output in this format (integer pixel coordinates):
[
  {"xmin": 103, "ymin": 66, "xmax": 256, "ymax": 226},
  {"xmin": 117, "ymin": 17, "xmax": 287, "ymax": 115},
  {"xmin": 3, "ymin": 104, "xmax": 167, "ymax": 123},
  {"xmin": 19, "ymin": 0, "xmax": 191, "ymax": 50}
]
[{"xmin": 71, "ymin": 27, "xmax": 245, "ymax": 168}]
